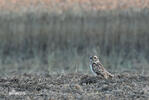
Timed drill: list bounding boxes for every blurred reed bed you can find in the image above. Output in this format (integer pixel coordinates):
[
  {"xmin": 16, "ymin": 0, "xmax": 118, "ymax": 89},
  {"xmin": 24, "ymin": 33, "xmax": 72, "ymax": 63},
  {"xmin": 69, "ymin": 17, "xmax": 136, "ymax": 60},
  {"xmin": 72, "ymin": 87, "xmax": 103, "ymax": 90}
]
[{"xmin": 0, "ymin": 8, "xmax": 149, "ymax": 75}]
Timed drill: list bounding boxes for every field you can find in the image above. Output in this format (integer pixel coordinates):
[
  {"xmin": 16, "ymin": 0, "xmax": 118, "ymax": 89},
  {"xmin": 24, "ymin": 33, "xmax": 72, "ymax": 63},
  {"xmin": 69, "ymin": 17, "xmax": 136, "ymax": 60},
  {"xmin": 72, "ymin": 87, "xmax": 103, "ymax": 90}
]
[
  {"xmin": 0, "ymin": 72, "xmax": 149, "ymax": 99},
  {"xmin": 0, "ymin": 0, "xmax": 149, "ymax": 99},
  {"xmin": 0, "ymin": 9, "xmax": 149, "ymax": 75}
]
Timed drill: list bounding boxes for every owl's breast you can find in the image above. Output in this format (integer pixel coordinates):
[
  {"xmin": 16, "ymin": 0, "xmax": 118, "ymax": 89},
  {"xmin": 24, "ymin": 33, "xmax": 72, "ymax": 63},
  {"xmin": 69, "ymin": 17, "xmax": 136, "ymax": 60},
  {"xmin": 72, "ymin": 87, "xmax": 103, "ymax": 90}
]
[{"xmin": 90, "ymin": 64, "xmax": 97, "ymax": 76}]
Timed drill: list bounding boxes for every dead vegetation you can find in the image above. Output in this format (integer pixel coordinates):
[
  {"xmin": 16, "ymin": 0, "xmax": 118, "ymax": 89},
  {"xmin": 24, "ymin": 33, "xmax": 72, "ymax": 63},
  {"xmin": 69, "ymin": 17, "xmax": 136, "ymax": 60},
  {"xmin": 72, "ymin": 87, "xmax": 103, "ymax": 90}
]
[
  {"xmin": 0, "ymin": 0, "xmax": 149, "ymax": 13},
  {"xmin": 0, "ymin": 9, "xmax": 149, "ymax": 75},
  {"xmin": 0, "ymin": 0, "xmax": 148, "ymax": 75}
]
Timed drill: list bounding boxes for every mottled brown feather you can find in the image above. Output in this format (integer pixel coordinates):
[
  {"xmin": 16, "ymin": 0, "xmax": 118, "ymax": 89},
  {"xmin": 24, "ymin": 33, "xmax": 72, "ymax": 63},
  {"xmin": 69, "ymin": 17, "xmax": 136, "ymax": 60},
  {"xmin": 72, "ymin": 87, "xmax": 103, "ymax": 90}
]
[{"xmin": 90, "ymin": 55, "xmax": 114, "ymax": 79}]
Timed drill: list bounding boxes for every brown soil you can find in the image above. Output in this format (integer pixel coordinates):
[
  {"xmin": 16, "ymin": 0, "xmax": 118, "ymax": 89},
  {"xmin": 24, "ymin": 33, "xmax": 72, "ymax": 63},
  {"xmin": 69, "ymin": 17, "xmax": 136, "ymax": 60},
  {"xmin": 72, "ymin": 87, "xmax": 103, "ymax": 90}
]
[{"xmin": 0, "ymin": 72, "xmax": 149, "ymax": 99}]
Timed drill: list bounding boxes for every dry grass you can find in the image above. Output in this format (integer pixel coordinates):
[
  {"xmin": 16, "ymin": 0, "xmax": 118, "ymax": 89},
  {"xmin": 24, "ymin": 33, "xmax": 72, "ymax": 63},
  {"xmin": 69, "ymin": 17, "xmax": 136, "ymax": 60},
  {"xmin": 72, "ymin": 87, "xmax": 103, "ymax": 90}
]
[
  {"xmin": 0, "ymin": 0, "xmax": 149, "ymax": 75},
  {"xmin": 0, "ymin": 0, "xmax": 149, "ymax": 12},
  {"xmin": 0, "ymin": 8, "xmax": 149, "ymax": 75}
]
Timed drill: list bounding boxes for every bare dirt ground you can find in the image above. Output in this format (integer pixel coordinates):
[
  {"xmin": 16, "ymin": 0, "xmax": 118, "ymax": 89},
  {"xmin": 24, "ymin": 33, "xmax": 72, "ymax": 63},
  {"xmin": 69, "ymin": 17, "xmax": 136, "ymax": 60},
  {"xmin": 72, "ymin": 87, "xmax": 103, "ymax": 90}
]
[{"xmin": 0, "ymin": 72, "xmax": 149, "ymax": 100}]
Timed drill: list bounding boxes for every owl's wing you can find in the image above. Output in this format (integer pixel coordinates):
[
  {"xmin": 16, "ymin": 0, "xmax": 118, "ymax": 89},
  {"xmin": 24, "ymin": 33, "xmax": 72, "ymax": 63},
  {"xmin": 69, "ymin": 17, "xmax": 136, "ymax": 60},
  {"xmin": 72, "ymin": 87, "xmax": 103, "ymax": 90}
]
[
  {"xmin": 92, "ymin": 62, "xmax": 105, "ymax": 76},
  {"xmin": 93, "ymin": 62, "xmax": 114, "ymax": 78}
]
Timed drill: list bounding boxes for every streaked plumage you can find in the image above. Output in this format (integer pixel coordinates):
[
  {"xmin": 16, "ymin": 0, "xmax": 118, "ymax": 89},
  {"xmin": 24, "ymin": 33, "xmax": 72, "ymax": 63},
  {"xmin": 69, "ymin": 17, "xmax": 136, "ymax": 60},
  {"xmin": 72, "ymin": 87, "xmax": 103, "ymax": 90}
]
[{"xmin": 89, "ymin": 55, "xmax": 114, "ymax": 79}]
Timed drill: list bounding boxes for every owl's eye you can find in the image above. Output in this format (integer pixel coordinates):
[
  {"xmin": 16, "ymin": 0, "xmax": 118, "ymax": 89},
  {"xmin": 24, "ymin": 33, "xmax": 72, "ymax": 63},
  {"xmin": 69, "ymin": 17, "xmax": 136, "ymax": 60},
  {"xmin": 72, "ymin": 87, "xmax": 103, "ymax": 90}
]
[{"xmin": 93, "ymin": 56, "xmax": 97, "ymax": 59}]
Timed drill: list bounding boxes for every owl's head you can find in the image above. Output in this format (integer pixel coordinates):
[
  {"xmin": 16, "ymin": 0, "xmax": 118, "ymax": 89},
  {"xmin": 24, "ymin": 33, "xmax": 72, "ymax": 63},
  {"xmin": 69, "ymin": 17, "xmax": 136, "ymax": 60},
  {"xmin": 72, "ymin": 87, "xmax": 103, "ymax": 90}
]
[{"xmin": 89, "ymin": 55, "xmax": 99, "ymax": 63}]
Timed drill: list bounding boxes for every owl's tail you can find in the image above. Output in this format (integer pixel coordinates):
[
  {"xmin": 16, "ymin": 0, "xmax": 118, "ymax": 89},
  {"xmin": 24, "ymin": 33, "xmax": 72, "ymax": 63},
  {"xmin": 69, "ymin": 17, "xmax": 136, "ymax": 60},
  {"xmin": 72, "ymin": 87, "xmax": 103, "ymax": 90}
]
[
  {"xmin": 108, "ymin": 72, "xmax": 114, "ymax": 78},
  {"xmin": 104, "ymin": 70, "xmax": 114, "ymax": 79}
]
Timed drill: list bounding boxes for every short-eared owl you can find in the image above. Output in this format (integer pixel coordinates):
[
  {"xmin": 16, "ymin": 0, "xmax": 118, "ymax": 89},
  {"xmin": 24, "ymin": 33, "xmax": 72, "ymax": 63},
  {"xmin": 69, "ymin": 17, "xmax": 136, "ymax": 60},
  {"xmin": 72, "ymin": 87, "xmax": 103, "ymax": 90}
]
[{"xmin": 89, "ymin": 55, "xmax": 114, "ymax": 79}]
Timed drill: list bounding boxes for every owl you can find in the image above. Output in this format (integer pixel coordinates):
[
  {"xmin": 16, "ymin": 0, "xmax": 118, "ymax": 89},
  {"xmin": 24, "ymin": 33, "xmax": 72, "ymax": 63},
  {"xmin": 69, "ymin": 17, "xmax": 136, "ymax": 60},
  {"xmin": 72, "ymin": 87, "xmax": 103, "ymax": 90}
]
[{"xmin": 89, "ymin": 55, "xmax": 114, "ymax": 79}]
